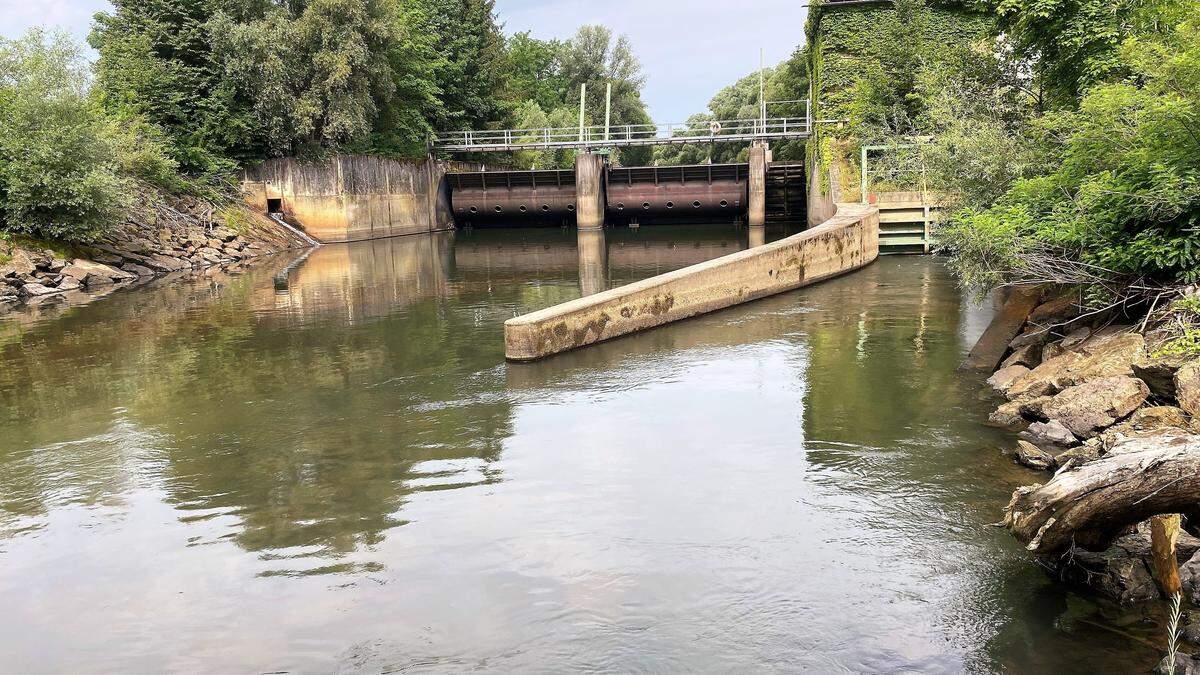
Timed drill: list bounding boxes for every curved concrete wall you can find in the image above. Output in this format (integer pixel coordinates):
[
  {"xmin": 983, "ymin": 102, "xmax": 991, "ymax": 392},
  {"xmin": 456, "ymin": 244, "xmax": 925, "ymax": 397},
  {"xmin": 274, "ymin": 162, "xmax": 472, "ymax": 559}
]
[
  {"xmin": 244, "ymin": 156, "xmax": 481, "ymax": 243},
  {"xmin": 504, "ymin": 202, "xmax": 880, "ymax": 361}
]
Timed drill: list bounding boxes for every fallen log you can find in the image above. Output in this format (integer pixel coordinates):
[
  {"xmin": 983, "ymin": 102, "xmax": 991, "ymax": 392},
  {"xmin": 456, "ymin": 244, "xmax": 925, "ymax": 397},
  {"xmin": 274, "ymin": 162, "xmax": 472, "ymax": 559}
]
[{"xmin": 1003, "ymin": 433, "xmax": 1200, "ymax": 554}]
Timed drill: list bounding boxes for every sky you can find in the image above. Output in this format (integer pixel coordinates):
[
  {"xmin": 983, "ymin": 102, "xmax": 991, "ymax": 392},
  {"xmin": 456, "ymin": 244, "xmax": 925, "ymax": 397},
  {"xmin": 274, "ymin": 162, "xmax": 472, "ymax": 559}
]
[{"xmin": 0, "ymin": 0, "xmax": 810, "ymax": 122}]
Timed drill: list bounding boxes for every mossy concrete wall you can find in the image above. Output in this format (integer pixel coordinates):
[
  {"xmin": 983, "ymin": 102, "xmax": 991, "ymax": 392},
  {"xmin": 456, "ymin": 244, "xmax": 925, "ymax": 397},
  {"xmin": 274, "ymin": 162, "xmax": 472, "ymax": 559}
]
[
  {"xmin": 504, "ymin": 203, "xmax": 880, "ymax": 361},
  {"xmin": 243, "ymin": 156, "xmax": 479, "ymax": 243},
  {"xmin": 804, "ymin": 1, "xmax": 993, "ymax": 207}
]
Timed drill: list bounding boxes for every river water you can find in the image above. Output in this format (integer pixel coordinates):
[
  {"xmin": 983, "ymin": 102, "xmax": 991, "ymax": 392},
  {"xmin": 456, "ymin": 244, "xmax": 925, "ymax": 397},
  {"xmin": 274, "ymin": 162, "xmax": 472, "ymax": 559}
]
[{"xmin": 0, "ymin": 225, "xmax": 1165, "ymax": 672}]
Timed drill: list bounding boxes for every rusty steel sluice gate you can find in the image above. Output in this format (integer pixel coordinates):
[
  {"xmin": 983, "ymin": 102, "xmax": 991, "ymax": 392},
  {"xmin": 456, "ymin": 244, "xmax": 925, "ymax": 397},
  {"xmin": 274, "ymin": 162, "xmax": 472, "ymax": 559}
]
[{"xmin": 447, "ymin": 163, "xmax": 802, "ymax": 227}]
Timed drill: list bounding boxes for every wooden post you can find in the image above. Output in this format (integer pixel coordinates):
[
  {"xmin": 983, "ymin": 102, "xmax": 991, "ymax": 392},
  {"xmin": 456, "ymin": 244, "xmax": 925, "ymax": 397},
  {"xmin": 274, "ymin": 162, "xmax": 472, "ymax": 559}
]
[{"xmin": 1151, "ymin": 514, "xmax": 1183, "ymax": 597}]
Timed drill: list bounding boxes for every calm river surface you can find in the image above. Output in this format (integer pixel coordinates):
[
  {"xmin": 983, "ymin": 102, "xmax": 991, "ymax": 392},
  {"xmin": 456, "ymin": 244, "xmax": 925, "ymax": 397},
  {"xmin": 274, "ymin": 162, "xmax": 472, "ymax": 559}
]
[{"xmin": 0, "ymin": 225, "xmax": 1164, "ymax": 672}]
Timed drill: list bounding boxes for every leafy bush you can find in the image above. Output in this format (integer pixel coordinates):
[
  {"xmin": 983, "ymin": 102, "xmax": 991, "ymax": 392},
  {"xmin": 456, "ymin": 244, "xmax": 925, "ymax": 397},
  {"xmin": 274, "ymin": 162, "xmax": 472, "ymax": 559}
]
[
  {"xmin": 0, "ymin": 30, "xmax": 132, "ymax": 242},
  {"xmin": 937, "ymin": 15, "xmax": 1200, "ymax": 300}
]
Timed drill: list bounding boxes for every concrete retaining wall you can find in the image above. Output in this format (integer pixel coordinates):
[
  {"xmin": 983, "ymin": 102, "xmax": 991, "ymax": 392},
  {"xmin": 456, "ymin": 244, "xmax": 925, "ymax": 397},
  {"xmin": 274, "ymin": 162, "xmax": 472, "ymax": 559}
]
[
  {"xmin": 243, "ymin": 155, "xmax": 478, "ymax": 243},
  {"xmin": 504, "ymin": 202, "xmax": 880, "ymax": 361}
]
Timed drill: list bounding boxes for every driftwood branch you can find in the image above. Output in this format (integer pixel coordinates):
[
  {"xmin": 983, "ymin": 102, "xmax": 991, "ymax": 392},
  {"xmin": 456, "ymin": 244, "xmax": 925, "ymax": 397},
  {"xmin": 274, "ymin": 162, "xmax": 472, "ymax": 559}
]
[{"xmin": 1003, "ymin": 434, "xmax": 1200, "ymax": 553}]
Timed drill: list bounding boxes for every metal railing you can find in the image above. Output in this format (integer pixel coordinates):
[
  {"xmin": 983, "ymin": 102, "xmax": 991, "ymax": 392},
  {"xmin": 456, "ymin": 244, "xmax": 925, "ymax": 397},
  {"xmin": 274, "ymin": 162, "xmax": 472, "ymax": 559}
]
[{"xmin": 432, "ymin": 103, "xmax": 812, "ymax": 153}]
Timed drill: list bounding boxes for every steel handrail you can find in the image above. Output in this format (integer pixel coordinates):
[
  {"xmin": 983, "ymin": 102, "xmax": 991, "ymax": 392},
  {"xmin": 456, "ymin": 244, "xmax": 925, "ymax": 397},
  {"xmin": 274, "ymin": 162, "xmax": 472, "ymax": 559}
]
[{"xmin": 431, "ymin": 115, "xmax": 812, "ymax": 151}]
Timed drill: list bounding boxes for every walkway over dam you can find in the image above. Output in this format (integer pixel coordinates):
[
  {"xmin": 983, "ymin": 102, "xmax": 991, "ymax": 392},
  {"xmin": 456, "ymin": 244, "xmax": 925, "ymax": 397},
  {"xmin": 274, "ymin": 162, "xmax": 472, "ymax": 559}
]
[{"xmin": 431, "ymin": 115, "xmax": 811, "ymax": 153}]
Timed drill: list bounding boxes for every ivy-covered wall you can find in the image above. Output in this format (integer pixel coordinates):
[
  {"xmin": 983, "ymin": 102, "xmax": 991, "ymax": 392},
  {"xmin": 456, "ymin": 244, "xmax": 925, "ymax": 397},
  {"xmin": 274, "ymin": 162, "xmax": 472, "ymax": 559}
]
[{"xmin": 804, "ymin": 0, "xmax": 994, "ymax": 212}]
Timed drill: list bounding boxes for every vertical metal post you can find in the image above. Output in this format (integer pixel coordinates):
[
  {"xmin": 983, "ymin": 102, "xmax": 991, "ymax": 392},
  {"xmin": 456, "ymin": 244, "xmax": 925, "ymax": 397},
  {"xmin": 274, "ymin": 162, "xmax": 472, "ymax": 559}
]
[
  {"xmin": 860, "ymin": 145, "xmax": 869, "ymax": 204},
  {"xmin": 578, "ymin": 83, "xmax": 587, "ymax": 144},
  {"xmin": 759, "ymin": 48, "xmax": 766, "ymax": 135},
  {"xmin": 604, "ymin": 82, "xmax": 612, "ymax": 142}
]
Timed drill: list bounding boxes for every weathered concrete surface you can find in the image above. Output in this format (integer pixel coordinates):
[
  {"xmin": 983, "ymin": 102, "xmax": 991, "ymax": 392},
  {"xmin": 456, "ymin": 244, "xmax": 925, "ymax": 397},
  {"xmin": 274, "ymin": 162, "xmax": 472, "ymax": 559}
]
[
  {"xmin": 504, "ymin": 202, "xmax": 880, "ymax": 361},
  {"xmin": 575, "ymin": 153, "xmax": 605, "ymax": 231},
  {"xmin": 244, "ymin": 155, "xmax": 479, "ymax": 243},
  {"xmin": 748, "ymin": 143, "xmax": 768, "ymax": 227},
  {"xmin": 958, "ymin": 288, "xmax": 1041, "ymax": 372}
]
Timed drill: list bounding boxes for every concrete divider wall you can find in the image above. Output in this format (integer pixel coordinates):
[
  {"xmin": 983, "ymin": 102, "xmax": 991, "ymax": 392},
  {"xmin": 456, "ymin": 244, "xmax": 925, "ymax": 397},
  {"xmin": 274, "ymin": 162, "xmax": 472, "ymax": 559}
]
[
  {"xmin": 504, "ymin": 202, "xmax": 880, "ymax": 361},
  {"xmin": 244, "ymin": 155, "xmax": 480, "ymax": 243}
]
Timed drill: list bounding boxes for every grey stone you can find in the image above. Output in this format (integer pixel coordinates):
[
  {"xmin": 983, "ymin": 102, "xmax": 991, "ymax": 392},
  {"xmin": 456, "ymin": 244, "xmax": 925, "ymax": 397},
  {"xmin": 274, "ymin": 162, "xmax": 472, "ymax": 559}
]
[
  {"xmin": 1182, "ymin": 623, "xmax": 1200, "ymax": 646},
  {"xmin": 1155, "ymin": 653, "xmax": 1200, "ymax": 675},
  {"xmin": 1012, "ymin": 440, "xmax": 1055, "ymax": 470},
  {"xmin": 20, "ymin": 282, "xmax": 61, "ymax": 296},
  {"xmin": 61, "ymin": 259, "xmax": 135, "ymax": 286},
  {"xmin": 1009, "ymin": 327, "xmax": 1052, "ymax": 349},
  {"xmin": 0, "ymin": 248, "xmax": 36, "ymax": 278},
  {"xmin": 987, "ymin": 364, "xmax": 1030, "ymax": 394},
  {"xmin": 1182, "ymin": 549, "xmax": 1200, "ymax": 605},
  {"xmin": 55, "ymin": 276, "xmax": 81, "ymax": 291},
  {"xmin": 121, "ymin": 263, "xmax": 155, "ymax": 277},
  {"xmin": 987, "ymin": 400, "xmax": 1029, "ymax": 429},
  {"xmin": 1041, "ymin": 340, "xmax": 1067, "ymax": 362},
  {"xmin": 1056, "ymin": 439, "xmax": 1102, "ymax": 467},
  {"xmin": 144, "ymin": 254, "xmax": 189, "ymax": 272},
  {"xmin": 1060, "ymin": 326, "xmax": 1092, "ymax": 349},
  {"xmin": 1055, "ymin": 523, "xmax": 1200, "ymax": 606},
  {"xmin": 1099, "ymin": 406, "xmax": 1193, "ymax": 451},
  {"xmin": 1020, "ymin": 420, "xmax": 1078, "ymax": 450},
  {"xmin": 1001, "ymin": 343, "xmax": 1042, "ymax": 370},
  {"xmin": 1028, "ymin": 293, "xmax": 1080, "ymax": 325}
]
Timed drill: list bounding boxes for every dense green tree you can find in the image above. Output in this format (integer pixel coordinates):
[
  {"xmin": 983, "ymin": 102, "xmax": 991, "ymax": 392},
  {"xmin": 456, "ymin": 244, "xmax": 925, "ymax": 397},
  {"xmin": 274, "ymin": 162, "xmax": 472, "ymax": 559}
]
[
  {"xmin": 497, "ymin": 25, "xmax": 653, "ymax": 168},
  {"xmin": 990, "ymin": 0, "xmax": 1192, "ymax": 106},
  {"xmin": 89, "ymin": 0, "xmax": 234, "ymax": 172},
  {"xmin": 937, "ymin": 7, "xmax": 1200, "ymax": 298},
  {"xmin": 502, "ymin": 31, "xmax": 566, "ymax": 114},
  {"xmin": 209, "ymin": 0, "xmax": 399, "ymax": 157},
  {"xmin": 411, "ymin": 0, "xmax": 507, "ymax": 132},
  {"xmin": 557, "ymin": 25, "xmax": 652, "ymax": 165}
]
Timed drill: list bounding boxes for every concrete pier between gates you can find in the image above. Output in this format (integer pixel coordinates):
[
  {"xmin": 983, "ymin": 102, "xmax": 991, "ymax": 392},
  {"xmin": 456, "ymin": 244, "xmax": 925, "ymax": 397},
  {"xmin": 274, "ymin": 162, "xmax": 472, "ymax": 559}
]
[
  {"xmin": 574, "ymin": 153, "xmax": 606, "ymax": 230},
  {"xmin": 503, "ymin": 202, "xmax": 880, "ymax": 361},
  {"xmin": 748, "ymin": 143, "xmax": 768, "ymax": 227}
]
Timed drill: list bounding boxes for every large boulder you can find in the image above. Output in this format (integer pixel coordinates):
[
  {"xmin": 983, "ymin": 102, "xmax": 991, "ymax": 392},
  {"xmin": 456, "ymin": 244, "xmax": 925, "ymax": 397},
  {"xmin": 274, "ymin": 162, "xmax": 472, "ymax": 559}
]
[
  {"xmin": 1178, "ymin": 358, "xmax": 1200, "ymax": 418},
  {"xmin": 1000, "ymin": 343, "xmax": 1042, "ymax": 370},
  {"xmin": 0, "ymin": 248, "xmax": 37, "ymax": 278},
  {"xmin": 987, "ymin": 365, "xmax": 1029, "ymax": 394},
  {"xmin": 1019, "ymin": 419, "xmax": 1078, "ymax": 451},
  {"xmin": 1133, "ymin": 353, "xmax": 1192, "ymax": 400},
  {"xmin": 1005, "ymin": 351, "xmax": 1086, "ymax": 399},
  {"xmin": 20, "ymin": 282, "xmax": 60, "ymax": 296},
  {"xmin": 1055, "ymin": 439, "xmax": 1103, "ymax": 467},
  {"xmin": 1005, "ymin": 332, "xmax": 1145, "ymax": 401},
  {"xmin": 1028, "ymin": 293, "xmax": 1081, "ymax": 325},
  {"xmin": 1098, "ymin": 406, "xmax": 1193, "ymax": 451},
  {"xmin": 61, "ymin": 259, "xmax": 135, "ymax": 286},
  {"xmin": 1040, "ymin": 376, "xmax": 1150, "ymax": 439},
  {"xmin": 987, "ymin": 400, "xmax": 1029, "ymax": 429}
]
